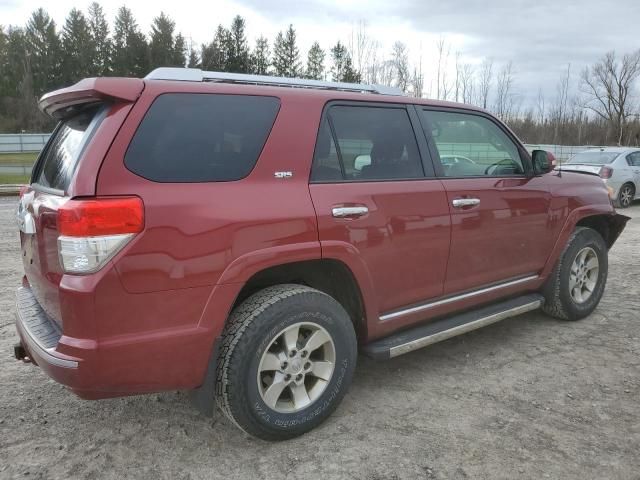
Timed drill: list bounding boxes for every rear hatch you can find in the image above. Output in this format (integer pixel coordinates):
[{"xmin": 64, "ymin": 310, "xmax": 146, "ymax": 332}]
[{"xmin": 17, "ymin": 77, "xmax": 143, "ymax": 327}]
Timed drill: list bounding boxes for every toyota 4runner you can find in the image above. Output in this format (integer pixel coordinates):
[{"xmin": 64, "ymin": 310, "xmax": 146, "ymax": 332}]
[{"xmin": 13, "ymin": 68, "xmax": 629, "ymax": 440}]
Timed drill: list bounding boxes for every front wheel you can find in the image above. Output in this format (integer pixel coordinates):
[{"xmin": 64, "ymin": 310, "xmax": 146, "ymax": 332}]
[
  {"xmin": 542, "ymin": 227, "xmax": 608, "ymax": 321},
  {"xmin": 215, "ymin": 284, "xmax": 357, "ymax": 440}
]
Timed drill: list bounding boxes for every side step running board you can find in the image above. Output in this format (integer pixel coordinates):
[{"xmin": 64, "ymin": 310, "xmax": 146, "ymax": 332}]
[{"xmin": 363, "ymin": 294, "xmax": 544, "ymax": 360}]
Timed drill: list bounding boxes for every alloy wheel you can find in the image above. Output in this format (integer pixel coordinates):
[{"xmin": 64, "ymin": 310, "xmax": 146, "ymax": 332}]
[
  {"xmin": 569, "ymin": 247, "xmax": 599, "ymax": 304},
  {"xmin": 257, "ymin": 322, "xmax": 336, "ymax": 413}
]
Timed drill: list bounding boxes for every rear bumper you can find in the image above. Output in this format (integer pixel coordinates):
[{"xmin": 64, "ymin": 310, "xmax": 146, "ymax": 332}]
[
  {"xmin": 13, "ymin": 282, "xmax": 232, "ymax": 400},
  {"xmin": 14, "ymin": 287, "xmax": 83, "ymax": 387}
]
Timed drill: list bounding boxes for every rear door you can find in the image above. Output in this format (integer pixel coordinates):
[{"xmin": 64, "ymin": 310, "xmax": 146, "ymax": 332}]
[
  {"xmin": 628, "ymin": 152, "xmax": 640, "ymax": 195},
  {"xmin": 309, "ymin": 102, "xmax": 451, "ymax": 319},
  {"xmin": 418, "ymin": 108, "xmax": 553, "ymax": 295},
  {"xmin": 18, "ymin": 105, "xmax": 108, "ymax": 326}
]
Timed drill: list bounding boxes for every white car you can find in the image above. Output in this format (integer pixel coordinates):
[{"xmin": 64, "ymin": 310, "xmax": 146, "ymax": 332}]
[{"xmin": 562, "ymin": 148, "xmax": 640, "ymax": 208}]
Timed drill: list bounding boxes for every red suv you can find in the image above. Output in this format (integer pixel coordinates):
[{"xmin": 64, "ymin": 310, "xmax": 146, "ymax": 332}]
[{"xmin": 14, "ymin": 68, "xmax": 628, "ymax": 440}]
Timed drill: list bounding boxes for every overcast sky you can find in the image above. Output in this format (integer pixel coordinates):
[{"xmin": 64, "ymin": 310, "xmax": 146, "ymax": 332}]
[{"xmin": 2, "ymin": 0, "xmax": 639, "ymax": 108}]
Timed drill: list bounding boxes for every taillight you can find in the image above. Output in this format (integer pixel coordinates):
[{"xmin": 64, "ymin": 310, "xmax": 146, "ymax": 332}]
[
  {"xmin": 599, "ymin": 166, "xmax": 613, "ymax": 179},
  {"xmin": 57, "ymin": 197, "xmax": 144, "ymax": 274},
  {"xmin": 19, "ymin": 185, "xmax": 30, "ymax": 198}
]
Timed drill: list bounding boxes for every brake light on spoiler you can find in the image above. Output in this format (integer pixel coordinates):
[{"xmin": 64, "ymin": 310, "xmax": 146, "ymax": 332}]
[{"xmin": 57, "ymin": 197, "xmax": 144, "ymax": 274}]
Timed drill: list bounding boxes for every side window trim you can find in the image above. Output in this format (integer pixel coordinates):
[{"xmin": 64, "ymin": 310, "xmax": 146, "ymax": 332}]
[
  {"xmin": 310, "ymin": 100, "xmax": 435, "ymax": 183},
  {"xmin": 325, "ymin": 112, "xmax": 347, "ymax": 180},
  {"xmin": 418, "ymin": 106, "xmax": 533, "ymax": 179}
]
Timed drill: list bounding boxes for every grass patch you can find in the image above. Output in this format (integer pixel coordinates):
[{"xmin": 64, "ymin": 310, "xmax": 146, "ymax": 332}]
[
  {"xmin": 0, "ymin": 174, "xmax": 30, "ymax": 184},
  {"xmin": 0, "ymin": 152, "xmax": 39, "ymax": 165}
]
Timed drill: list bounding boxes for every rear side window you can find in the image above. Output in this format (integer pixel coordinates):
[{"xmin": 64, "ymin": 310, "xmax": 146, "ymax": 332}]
[
  {"xmin": 311, "ymin": 105, "xmax": 423, "ymax": 182},
  {"xmin": 33, "ymin": 105, "xmax": 104, "ymax": 191},
  {"xmin": 125, "ymin": 93, "xmax": 280, "ymax": 182}
]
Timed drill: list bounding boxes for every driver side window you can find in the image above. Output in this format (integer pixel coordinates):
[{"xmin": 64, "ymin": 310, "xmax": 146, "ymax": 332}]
[{"xmin": 421, "ymin": 109, "xmax": 524, "ymax": 177}]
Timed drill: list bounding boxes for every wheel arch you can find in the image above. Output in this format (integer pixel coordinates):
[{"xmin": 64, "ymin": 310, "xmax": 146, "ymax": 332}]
[
  {"xmin": 540, "ymin": 206, "xmax": 630, "ymax": 279},
  {"xmin": 230, "ymin": 258, "xmax": 369, "ymax": 340}
]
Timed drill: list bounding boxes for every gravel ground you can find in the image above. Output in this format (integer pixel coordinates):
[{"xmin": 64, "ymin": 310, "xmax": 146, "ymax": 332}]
[{"xmin": 0, "ymin": 196, "xmax": 638, "ymax": 480}]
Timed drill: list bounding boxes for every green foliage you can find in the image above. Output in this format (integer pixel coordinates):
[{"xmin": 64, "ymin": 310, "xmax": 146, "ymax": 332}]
[
  {"xmin": 88, "ymin": 2, "xmax": 111, "ymax": 75},
  {"xmin": 227, "ymin": 15, "xmax": 250, "ymax": 73},
  {"xmin": 273, "ymin": 25, "xmax": 301, "ymax": 78},
  {"xmin": 306, "ymin": 42, "xmax": 325, "ymax": 80},
  {"xmin": 112, "ymin": 6, "xmax": 149, "ymax": 77},
  {"xmin": 330, "ymin": 41, "xmax": 360, "ymax": 83},
  {"xmin": 149, "ymin": 12, "xmax": 185, "ymax": 68},
  {"xmin": 201, "ymin": 25, "xmax": 231, "ymax": 71},
  {"xmin": 251, "ymin": 36, "xmax": 270, "ymax": 75},
  {"xmin": 61, "ymin": 8, "xmax": 93, "ymax": 84}
]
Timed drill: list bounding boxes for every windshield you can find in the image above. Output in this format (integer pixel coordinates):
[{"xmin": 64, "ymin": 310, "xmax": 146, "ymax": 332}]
[{"xmin": 567, "ymin": 151, "xmax": 619, "ymax": 165}]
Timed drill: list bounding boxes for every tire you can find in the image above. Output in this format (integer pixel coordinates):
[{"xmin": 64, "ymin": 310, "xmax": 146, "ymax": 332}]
[
  {"xmin": 542, "ymin": 227, "xmax": 608, "ymax": 321},
  {"xmin": 215, "ymin": 284, "xmax": 357, "ymax": 440},
  {"xmin": 615, "ymin": 183, "xmax": 635, "ymax": 209}
]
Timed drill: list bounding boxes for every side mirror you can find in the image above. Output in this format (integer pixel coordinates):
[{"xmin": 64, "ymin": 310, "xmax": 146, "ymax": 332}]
[{"xmin": 532, "ymin": 150, "xmax": 555, "ymax": 175}]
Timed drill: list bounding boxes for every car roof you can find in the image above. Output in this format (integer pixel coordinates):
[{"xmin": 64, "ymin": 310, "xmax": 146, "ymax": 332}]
[{"xmin": 577, "ymin": 147, "xmax": 637, "ymax": 155}]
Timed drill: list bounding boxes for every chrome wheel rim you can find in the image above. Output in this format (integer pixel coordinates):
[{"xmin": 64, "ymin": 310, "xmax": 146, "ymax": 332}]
[
  {"xmin": 620, "ymin": 186, "xmax": 633, "ymax": 207},
  {"xmin": 257, "ymin": 322, "xmax": 336, "ymax": 413},
  {"xmin": 569, "ymin": 247, "xmax": 599, "ymax": 304}
]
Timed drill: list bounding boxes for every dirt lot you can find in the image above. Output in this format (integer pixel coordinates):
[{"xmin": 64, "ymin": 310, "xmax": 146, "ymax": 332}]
[{"xmin": 0, "ymin": 196, "xmax": 638, "ymax": 480}]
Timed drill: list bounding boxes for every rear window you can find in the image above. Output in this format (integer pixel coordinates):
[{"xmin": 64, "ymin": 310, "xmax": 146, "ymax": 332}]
[
  {"xmin": 32, "ymin": 105, "xmax": 104, "ymax": 191},
  {"xmin": 567, "ymin": 151, "xmax": 619, "ymax": 165},
  {"xmin": 125, "ymin": 93, "xmax": 280, "ymax": 182}
]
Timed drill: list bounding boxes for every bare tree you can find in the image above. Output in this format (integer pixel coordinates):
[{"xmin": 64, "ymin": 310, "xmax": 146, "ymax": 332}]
[
  {"xmin": 390, "ymin": 41, "xmax": 410, "ymax": 93},
  {"xmin": 536, "ymin": 88, "xmax": 546, "ymax": 125},
  {"xmin": 551, "ymin": 63, "xmax": 571, "ymax": 143},
  {"xmin": 435, "ymin": 36, "xmax": 451, "ymax": 100},
  {"xmin": 411, "ymin": 51, "xmax": 424, "ymax": 98},
  {"xmin": 348, "ymin": 20, "xmax": 374, "ymax": 81},
  {"xmin": 494, "ymin": 61, "xmax": 515, "ymax": 120},
  {"xmin": 454, "ymin": 51, "xmax": 461, "ymax": 102},
  {"xmin": 460, "ymin": 63, "xmax": 474, "ymax": 104},
  {"xmin": 477, "ymin": 58, "xmax": 493, "ymax": 109},
  {"xmin": 581, "ymin": 50, "xmax": 640, "ymax": 145}
]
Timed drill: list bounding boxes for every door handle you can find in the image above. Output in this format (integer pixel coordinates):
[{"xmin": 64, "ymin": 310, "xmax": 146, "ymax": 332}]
[
  {"xmin": 332, "ymin": 206, "xmax": 369, "ymax": 218},
  {"xmin": 452, "ymin": 198, "xmax": 480, "ymax": 208}
]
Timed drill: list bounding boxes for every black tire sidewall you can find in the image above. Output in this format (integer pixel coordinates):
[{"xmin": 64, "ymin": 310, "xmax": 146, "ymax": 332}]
[
  {"xmin": 229, "ymin": 292, "xmax": 356, "ymax": 439},
  {"xmin": 558, "ymin": 229, "xmax": 608, "ymax": 319},
  {"xmin": 618, "ymin": 184, "xmax": 634, "ymax": 208}
]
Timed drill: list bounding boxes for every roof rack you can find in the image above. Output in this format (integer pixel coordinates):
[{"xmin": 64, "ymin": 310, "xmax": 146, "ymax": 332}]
[{"xmin": 145, "ymin": 67, "xmax": 404, "ymax": 96}]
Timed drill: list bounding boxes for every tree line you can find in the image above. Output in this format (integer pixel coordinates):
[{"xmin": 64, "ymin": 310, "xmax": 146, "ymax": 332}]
[{"xmin": 1, "ymin": 5, "xmax": 639, "ymax": 146}]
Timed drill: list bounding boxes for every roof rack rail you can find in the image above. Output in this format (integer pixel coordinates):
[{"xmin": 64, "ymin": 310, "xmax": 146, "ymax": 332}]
[{"xmin": 145, "ymin": 67, "xmax": 404, "ymax": 96}]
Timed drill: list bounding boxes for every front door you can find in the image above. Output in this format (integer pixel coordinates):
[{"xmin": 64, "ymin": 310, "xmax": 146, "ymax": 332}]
[
  {"xmin": 419, "ymin": 108, "xmax": 553, "ymax": 295},
  {"xmin": 309, "ymin": 103, "xmax": 451, "ymax": 317}
]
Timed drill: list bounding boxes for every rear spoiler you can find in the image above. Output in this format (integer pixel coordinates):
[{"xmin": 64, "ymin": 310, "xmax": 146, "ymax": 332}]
[{"xmin": 39, "ymin": 77, "xmax": 144, "ymax": 119}]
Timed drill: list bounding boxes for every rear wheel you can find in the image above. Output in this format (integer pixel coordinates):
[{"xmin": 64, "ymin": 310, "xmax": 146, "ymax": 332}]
[
  {"xmin": 216, "ymin": 284, "xmax": 357, "ymax": 440},
  {"xmin": 542, "ymin": 227, "xmax": 608, "ymax": 321},
  {"xmin": 616, "ymin": 183, "xmax": 635, "ymax": 208}
]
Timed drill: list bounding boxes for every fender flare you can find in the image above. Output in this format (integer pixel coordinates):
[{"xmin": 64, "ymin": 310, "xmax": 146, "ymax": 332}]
[{"xmin": 540, "ymin": 203, "xmax": 623, "ymax": 278}]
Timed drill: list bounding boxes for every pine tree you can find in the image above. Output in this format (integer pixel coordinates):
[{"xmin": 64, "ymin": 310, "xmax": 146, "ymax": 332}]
[
  {"xmin": 61, "ymin": 8, "xmax": 93, "ymax": 83},
  {"xmin": 272, "ymin": 25, "xmax": 301, "ymax": 77},
  {"xmin": 227, "ymin": 15, "xmax": 249, "ymax": 73},
  {"xmin": 306, "ymin": 41, "xmax": 325, "ymax": 80},
  {"xmin": 201, "ymin": 25, "xmax": 230, "ymax": 71},
  {"xmin": 2, "ymin": 27, "xmax": 27, "ymax": 97},
  {"xmin": 112, "ymin": 6, "xmax": 149, "ymax": 77},
  {"xmin": 250, "ymin": 36, "xmax": 270, "ymax": 74},
  {"xmin": 88, "ymin": 2, "xmax": 111, "ymax": 75},
  {"xmin": 330, "ymin": 41, "xmax": 360, "ymax": 83},
  {"xmin": 172, "ymin": 33, "xmax": 186, "ymax": 67},
  {"xmin": 186, "ymin": 38, "xmax": 199, "ymax": 68},
  {"xmin": 149, "ymin": 12, "xmax": 177, "ymax": 68},
  {"xmin": 25, "ymin": 8, "xmax": 62, "ymax": 94}
]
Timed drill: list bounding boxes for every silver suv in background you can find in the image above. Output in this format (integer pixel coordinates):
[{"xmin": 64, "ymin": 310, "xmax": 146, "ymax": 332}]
[{"xmin": 563, "ymin": 148, "xmax": 640, "ymax": 208}]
